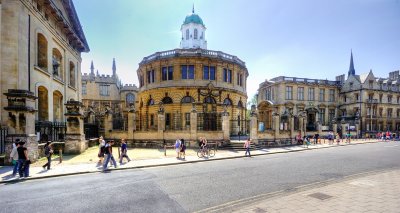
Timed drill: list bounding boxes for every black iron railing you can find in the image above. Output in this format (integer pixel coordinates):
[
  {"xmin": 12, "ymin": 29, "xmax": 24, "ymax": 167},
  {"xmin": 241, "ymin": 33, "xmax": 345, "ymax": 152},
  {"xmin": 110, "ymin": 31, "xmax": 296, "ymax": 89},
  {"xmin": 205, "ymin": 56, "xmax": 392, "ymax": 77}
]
[
  {"xmin": 0, "ymin": 127, "xmax": 8, "ymax": 154},
  {"xmin": 35, "ymin": 121, "xmax": 66, "ymax": 142}
]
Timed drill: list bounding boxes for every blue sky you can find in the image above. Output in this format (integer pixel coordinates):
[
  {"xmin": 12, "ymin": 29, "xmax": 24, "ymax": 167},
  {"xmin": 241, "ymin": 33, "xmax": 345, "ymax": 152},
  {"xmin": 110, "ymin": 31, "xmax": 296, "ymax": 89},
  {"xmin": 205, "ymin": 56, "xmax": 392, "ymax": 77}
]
[{"xmin": 74, "ymin": 0, "xmax": 400, "ymax": 99}]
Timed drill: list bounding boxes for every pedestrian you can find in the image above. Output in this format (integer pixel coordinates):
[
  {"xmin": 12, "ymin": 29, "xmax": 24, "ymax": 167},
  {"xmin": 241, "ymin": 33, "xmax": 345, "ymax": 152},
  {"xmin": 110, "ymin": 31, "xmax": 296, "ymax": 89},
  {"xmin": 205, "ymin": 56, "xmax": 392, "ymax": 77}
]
[
  {"xmin": 17, "ymin": 141, "xmax": 30, "ymax": 178},
  {"xmin": 119, "ymin": 139, "xmax": 131, "ymax": 164},
  {"xmin": 175, "ymin": 139, "xmax": 181, "ymax": 159},
  {"xmin": 180, "ymin": 139, "xmax": 186, "ymax": 160},
  {"xmin": 103, "ymin": 140, "xmax": 117, "ymax": 170},
  {"xmin": 336, "ymin": 133, "xmax": 341, "ymax": 145},
  {"xmin": 98, "ymin": 136, "xmax": 106, "ymax": 164},
  {"xmin": 328, "ymin": 131, "xmax": 333, "ymax": 145},
  {"xmin": 9, "ymin": 140, "xmax": 20, "ymax": 177},
  {"xmin": 244, "ymin": 138, "xmax": 251, "ymax": 157},
  {"xmin": 296, "ymin": 132, "xmax": 303, "ymax": 145},
  {"xmin": 314, "ymin": 133, "xmax": 319, "ymax": 145},
  {"xmin": 42, "ymin": 141, "xmax": 53, "ymax": 170},
  {"xmin": 305, "ymin": 136, "xmax": 311, "ymax": 148}
]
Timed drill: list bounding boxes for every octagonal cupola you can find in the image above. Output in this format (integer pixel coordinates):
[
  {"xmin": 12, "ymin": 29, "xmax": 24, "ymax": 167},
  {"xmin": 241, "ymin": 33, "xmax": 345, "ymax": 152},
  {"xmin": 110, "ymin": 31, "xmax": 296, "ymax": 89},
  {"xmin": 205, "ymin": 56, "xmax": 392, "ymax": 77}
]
[{"xmin": 180, "ymin": 5, "xmax": 207, "ymax": 49}]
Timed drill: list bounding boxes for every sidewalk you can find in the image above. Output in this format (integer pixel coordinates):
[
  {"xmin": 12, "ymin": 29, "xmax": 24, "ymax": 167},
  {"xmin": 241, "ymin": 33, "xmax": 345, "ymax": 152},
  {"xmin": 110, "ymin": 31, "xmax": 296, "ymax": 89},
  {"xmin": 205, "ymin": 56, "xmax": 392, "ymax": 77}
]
[
  {"xmin": 0, "ymin": 139, "xmax": 383, "ymax": 183},
  {"xmin": 231, "ymin": 169, "xmax": 400, "ymax": 213}
]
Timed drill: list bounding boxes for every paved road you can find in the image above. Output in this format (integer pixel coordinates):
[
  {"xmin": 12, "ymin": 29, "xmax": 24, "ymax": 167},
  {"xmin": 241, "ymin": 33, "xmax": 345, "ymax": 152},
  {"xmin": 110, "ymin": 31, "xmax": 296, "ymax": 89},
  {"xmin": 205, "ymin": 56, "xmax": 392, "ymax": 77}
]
[{"xmin": 0, "ymin": 142, "xmax": 399, "ymax": 213}]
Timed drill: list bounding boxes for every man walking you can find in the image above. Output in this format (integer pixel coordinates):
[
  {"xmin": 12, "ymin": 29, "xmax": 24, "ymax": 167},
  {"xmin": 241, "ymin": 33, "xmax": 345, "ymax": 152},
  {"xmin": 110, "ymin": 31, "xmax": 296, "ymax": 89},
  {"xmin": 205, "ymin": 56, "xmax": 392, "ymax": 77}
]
[
  {"xmin": 17, "ymin": 141, "xmax": 29, "ymax": 178},
  {"xmin": 42, "ymin": 141, "xmax": 53, "ymax": 170},
  {"xmin": 119, "ymin": 139, "xmax": 131, "ymax": 164},
  {"xmin": 103, "ymin": 140, "xmax": 117, "ymax": 171},
  {"xmin": 244, "ymin": 138, "xmax": 251, "ymax": 157},
  {"xmin": 9, "ymin": 140, "xmax": 20, "ymax": 177}
]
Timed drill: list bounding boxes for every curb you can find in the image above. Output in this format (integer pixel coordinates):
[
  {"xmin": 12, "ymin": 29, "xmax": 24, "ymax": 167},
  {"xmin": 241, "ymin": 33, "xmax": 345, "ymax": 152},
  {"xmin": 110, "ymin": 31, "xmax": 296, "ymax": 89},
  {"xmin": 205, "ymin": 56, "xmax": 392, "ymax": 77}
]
[{"xmin": 0, "ymin": 140, "xmax": 383, "ymax": 184}]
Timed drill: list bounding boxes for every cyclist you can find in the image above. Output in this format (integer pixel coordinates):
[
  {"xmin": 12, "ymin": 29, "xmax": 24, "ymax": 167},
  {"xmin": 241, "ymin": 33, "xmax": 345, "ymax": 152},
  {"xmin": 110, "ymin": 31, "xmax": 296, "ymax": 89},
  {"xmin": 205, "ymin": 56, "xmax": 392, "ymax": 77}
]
[{"xmin": 200, "ymin": 137, "xmax": 208, "ymax": 155}]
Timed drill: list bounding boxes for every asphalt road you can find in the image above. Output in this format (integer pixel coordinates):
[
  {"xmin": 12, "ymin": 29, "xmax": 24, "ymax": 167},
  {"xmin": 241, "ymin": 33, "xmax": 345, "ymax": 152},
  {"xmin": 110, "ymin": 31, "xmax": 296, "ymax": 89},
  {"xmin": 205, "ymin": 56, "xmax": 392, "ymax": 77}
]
[{"xmin": 1, "ymin": 142, "xmax": 399, "ymax": 213}]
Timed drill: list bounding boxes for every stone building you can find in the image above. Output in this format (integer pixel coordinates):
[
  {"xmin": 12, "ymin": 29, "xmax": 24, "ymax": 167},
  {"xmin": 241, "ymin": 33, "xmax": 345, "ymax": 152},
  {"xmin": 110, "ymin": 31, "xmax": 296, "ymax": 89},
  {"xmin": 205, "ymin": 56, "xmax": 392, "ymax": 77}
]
[
  {"xmin": 81, "ymin": 59, "xmax": 138, "ymax": 138},
  {"xmin": 133, "ymin": 7, "xmax": 248, "ymax": 143},
  {"xmin": 256, "ymin": 51, "xmax": 400, "ymax": 141},
  {"xmin": 0, "ymin": 0, "xmax": 89, "ymax": 159}
]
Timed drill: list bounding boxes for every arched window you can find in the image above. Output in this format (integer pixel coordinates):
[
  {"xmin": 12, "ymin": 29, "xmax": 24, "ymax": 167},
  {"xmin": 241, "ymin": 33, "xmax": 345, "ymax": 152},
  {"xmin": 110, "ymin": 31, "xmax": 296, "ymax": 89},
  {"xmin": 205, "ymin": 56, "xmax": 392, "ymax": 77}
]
[
  {"xmin": 37, "ymin": 33, "xmax": 48, "ymax": 70},
  {"xmin": 69, "ymin": 61, "xmax": 75, "ymax": 87},
  {"xmin": 223, "ymin": 98, "xmax": 232, "ymax": 106},
  {"xmin": 204, "ymin": 97, "xmax": 216, "ymax": 104},
  {"xmin": 186, "ymin": 29, "xmax": 189, "ymax": 40},
  {"xmin": 147, "ymin": 98, "xmax": 155, "ymax": 106},
  {"xmin": 126, "ymin": 93, "xmax": 135, "ymax": 107},
  {"xmin": 52, "ymin": 48, "xmax": 63, "ymax": 80},
  {"xmin": 194, "ymin": 29, "xmax": 198, "ymax": 39},
  {"xmin": 53, "ymin": 90, "xmax": 63, "ymax": 122},
  {"xmin": 162, "ymin": 97, "xmax": 173, "ymax": 104},
  {"xmin": 181, "ymin": 96, "xmax": 195, "ymax": 104},
  {"xmin": 38, "ymin": 86, "xmax": 48, "ymax": 121},
  {"xmin": 238, "ymin": 100, "xmax": 244, "ymax": 108}
]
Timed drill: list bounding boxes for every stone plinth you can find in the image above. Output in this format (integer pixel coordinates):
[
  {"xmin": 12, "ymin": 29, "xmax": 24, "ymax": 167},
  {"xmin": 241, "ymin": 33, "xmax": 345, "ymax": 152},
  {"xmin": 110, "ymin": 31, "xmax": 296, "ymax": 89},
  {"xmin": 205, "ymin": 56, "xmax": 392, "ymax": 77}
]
[
  {"xmin": 64, "ymin": 134, "xmax": 88, "ymax": 154},
  {"xmin": 250, "ymin": 115, "xmax": 258, "ymax": 144},
  {"xmin": 222, "ymin": 113, "xmax": 230, "ymax": 141},
  {"xmin": 4, "ymin": 134, "xmax": 38, "ymax": 164}
]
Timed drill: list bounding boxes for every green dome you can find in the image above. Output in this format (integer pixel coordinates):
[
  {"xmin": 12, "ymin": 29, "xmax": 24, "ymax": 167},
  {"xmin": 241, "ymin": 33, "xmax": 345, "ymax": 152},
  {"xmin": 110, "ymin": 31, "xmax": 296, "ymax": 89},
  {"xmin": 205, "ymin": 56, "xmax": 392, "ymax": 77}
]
[{"xmin": 183, "ymin": 13, "xmax": 204, "ymax": 26}]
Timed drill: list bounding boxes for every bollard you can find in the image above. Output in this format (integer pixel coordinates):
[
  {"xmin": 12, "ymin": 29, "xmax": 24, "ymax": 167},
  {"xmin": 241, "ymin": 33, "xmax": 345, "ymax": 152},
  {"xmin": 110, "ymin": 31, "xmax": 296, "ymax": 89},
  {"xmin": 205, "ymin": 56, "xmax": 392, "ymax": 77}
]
[
  {"xmin": 118, "ymin": 147, "xmax": 121, "ymax": 158},
  {"xmin": 59, "ymin": 149, "xmax": 62, "ymax": 163},
  {"xmin": 164, "ymin": 145, "xmax": 166, "ymax": 156}
]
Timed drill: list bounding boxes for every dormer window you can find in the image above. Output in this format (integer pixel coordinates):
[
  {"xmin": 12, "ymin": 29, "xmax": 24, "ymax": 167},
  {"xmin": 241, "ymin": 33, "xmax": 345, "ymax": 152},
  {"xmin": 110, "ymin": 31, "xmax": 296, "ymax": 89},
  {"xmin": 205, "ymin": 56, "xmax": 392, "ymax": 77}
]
[
  {"xmin": 194, "ymin": 29, "xmax": 198, "ymax": 39},
  {"xmin": 185, "ymin": 29, "xmax": 189, "ymax": 40}
]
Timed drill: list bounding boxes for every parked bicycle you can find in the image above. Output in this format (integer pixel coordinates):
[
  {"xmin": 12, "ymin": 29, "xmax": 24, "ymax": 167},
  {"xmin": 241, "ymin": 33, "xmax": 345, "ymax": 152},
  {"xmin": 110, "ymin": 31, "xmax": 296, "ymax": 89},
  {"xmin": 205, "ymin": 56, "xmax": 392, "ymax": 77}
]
[{"xmin": 197, "ymin": 146, "xmax": 215, "ymax": 158}]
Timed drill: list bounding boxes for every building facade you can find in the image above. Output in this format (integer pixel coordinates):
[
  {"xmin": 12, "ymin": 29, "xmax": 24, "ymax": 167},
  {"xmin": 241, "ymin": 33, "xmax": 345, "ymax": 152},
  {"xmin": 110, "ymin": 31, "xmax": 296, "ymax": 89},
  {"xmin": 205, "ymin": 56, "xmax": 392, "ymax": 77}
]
[
  {"xmin": 256, "ymin": 51, "xmax": 400, "ymax": 141},
  {"xmin": 133, "ymin": 8, "xmax": 248, "ymax": 143},
  {"xmin": 81, "ymin": 59, "xmax": 138, "ymax": 138},
  {"xmin": 0, "ymin": 0, "xmax": 89, "ymax": 158}
]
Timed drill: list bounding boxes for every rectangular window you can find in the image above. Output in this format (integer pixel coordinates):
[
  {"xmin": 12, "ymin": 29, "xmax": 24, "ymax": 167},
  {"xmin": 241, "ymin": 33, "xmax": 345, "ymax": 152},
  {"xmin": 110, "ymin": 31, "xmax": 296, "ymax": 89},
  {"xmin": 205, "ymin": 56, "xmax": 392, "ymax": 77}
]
[
  {"xmin": 82, "ymin": 83, "xmax": 87, "ymax": 95},
  {"xmin": 285, "ymin": 86, "xmax": 293, "ymax": 100},
  {"xmin": 265, "ymin": 87, "xmax": 271, "ymax": 100},
  {"xmin": 319, "ymin": 109, "xmax": 325, "ymax": 125},
  {"xmin": 297, "ymin": 87, "xmax": 304, "ymax": 100},
  {"xmin": 99, "ymin": 84, "xmax": 110, "ymax": 96},
  {"xmin": 329, "ymin": 89, "xmax": 335, "ymax": 102},
  {"xmin": 185, "ymin": 113, "xmax": 190, "ymax": 127},
  {"xmin": 237, "ymin": 73, "xmax": 243, "ymax": 86},
  {"xmin": 181, "ymin": 65, "xmax": 194, "ymax": 79},
  {"xmin": 355, "ymin": 93, "xmax": 359, "ymax": 101},
  {"xmin": 202, "ymin": 66, "xmax": 215, "ymax": 80},
  {"xmin": 369, "ymin": 80, "xmax": 373, "ymax": 89},
  {"xmin": 162, "ymin": 66, "xmax": 173, "ymax": 81},
  {"xmin": 139, "ymin": 75, "xmax": 144, "ymax": 87},
  {"xmin": 223, "ymin": 68, "xmax": 232, "ymax": 83},
  {"xmin": 319, "ymin": 89, "xmax": 325, "ymax": 102},
  {"xmin": 329, "ymin": 109, "xmax": 335, "ymax": 123},
  {"xmin": 379, "ymin": 94, "xmax": 383, "ymax": 103},
  {"xmin": 165, "ymin": 113, "xmax": 171, "ymax": 128},
  {"xmin": 147, "ymin": 70, "xmax": 155, "ymax": 83},
  {"xmin": 150, "ymin": 114, "xmax": 154, "ymax": 127},
  {"xmin": 388, "ymin": 96, "xmax": 392, "ymax": 103},
  {"xmin": 308, "ymin": 88, "xmax": 315, "ymax": 101},
  {"xmin": 388, "ymin": 109, "xmax": 393, "ymax": 118}
]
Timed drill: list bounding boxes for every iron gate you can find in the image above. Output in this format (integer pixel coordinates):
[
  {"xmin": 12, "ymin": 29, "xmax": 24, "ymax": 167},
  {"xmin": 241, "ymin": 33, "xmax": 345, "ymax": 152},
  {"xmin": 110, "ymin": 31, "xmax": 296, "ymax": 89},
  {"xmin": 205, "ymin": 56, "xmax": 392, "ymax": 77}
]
[
  {"xmin": 230, "ymin": 119, "xmax": 250, "ymax": 136},
  {"xmin": 84, "ymin": 123, "xmax": 99, "ymax": 139},
  {"xmin": 0, "ymin": 127, "xmax": 8, "ymax": 154},
  {"xmin": 35, "ymin": 121, "xmax": 66, "ymax": 142}
]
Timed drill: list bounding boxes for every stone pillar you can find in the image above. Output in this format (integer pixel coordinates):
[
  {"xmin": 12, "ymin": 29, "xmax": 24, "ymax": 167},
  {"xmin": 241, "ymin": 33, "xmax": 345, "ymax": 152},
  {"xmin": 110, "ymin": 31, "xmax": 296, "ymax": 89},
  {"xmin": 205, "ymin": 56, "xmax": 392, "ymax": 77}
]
[
  {"xmin": 3, "ymin": 90, "xmax": 39, "ymax": 162},
  {"xmin": 249, "ymin": 105, "xmax": 258, "ymax": 144},
  {"xmin": 333, "ymin": 123, "xmax": 337, "ymax": 136},
  {"xmin": 104, "ymin": 113, "xmax": 113, "ymax": 138},
  {"xmin": 273, "ymin": 114, "xmax": 280, "ymax": 139},
  {"xmin": 64, "ymin": 101, "xmax": 87, "ymax": 154},
  {"xmin": 190, "ymin": 103, "xmax": 197, "ymax": 142},
  {"xmin": 127, "ymin": 105, "xmax": 135, "ymax": 139},
  {"xmin": 290, "ymin": 116, "xmax": 295, "ymax": 138},
  {"xmin": 355, "ymin": 122, "xmax": 360, "ymax": 139},
  {"xmin": 341, "ymin": 120, "xmax": 347, "ymax": 138},
  {"xmin": 318, "ymin": 121, "xmax": 322, "ymax": 135}
]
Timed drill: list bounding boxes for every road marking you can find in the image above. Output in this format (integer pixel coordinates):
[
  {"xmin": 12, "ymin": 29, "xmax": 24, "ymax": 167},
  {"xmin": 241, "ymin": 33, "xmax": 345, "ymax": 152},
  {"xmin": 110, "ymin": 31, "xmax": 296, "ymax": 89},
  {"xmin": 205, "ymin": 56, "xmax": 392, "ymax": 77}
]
[{"xmin": 384, "ymin": 145, "xmax": 399, "ymax": 148}]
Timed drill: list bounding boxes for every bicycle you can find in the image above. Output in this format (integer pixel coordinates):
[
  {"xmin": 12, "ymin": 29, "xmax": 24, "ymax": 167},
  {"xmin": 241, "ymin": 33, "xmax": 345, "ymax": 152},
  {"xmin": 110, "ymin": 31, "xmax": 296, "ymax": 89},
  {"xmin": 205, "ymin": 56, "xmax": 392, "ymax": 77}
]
[{"xmin": 197, "ymin": 146, "xmax": 215, "ymax": 158}]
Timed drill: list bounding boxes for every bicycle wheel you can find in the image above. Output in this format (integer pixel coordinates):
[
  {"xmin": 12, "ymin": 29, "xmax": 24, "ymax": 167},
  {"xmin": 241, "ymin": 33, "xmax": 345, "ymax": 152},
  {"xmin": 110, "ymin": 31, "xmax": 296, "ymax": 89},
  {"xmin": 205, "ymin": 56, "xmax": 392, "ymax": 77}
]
[
  {"xmin": 208, "ymin": 149, "xmax": 215, "ymax": 157},
  {"xmin": 197, "ymin": 149, "xmax": 203, "ymax": 158}
]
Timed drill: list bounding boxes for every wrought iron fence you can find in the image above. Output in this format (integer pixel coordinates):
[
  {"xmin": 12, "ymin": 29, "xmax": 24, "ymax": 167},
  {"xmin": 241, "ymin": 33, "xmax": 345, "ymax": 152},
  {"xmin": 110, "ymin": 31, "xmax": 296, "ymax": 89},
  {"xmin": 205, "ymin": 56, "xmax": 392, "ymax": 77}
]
[
  {"xmin": 0, "ymin": 127, "xmax": 8, "ymax": 154},
  {"xmin": 230, "ymin": 119, "xmax": 250, "ymax": 136},
  {"xmin": 35, "ymin": 121, "xmax": 66, "ymax": 142},
  {"xmin": 197, "ymin": 113, "xmax": 222, "ymax": 131},
  {"xmin": 84, "ymin": 123, "xmax": 99, "ymax": 139}
]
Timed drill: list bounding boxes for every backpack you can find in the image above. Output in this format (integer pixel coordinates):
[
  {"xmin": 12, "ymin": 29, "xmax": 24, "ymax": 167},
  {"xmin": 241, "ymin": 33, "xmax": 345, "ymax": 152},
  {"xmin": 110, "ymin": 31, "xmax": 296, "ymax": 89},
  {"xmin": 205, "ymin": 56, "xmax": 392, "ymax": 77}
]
[{"xmin": 44, "ymin": 146, "xmax": 50, "ymax": 157}]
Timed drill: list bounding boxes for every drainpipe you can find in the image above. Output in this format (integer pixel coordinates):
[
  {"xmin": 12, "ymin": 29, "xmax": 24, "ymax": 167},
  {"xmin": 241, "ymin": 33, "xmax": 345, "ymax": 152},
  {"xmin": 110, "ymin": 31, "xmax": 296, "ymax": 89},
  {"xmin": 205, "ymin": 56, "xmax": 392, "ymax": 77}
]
[{"xmin": 28, "ymin": 15, "xmax": 31, "ymax": 91}]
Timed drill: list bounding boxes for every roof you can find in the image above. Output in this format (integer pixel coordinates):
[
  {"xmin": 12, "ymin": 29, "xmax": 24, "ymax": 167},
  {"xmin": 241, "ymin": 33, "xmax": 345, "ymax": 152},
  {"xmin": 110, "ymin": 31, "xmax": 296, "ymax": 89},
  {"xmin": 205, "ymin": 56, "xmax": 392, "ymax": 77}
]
[{"xmin": 183, "ymin": 13, "xmax": 204, "ymax": 26}]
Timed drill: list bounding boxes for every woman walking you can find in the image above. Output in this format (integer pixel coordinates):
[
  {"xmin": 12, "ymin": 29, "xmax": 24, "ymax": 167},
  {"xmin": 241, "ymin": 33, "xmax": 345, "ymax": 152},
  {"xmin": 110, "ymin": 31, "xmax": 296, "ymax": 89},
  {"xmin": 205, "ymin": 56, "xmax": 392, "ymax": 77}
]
[
  {"xmin": 175, "ymin": 139, "xmax": 181, "ymax": 159},
  {"xmin": 17, "ymin": 141, "xmax": 30, "ymax": 178},
  {"xmin": 98, "ymin": 136, "xmax": 106, "ymax": 165},
  {"xmin": 244, "ymin": 138, "xmax": 251, "ymax": 157},
  {"xmin": 180, "ymin": 139, "xmax": 186, "ymax": 160}
]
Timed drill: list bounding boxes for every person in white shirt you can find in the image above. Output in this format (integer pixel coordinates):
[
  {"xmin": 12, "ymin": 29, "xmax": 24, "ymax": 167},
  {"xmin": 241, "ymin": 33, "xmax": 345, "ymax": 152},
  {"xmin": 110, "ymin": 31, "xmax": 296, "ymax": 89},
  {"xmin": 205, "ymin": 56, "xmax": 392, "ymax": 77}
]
[{"xmin": 244, "ymin": 138, "xmax": 251, "ymax": 157}]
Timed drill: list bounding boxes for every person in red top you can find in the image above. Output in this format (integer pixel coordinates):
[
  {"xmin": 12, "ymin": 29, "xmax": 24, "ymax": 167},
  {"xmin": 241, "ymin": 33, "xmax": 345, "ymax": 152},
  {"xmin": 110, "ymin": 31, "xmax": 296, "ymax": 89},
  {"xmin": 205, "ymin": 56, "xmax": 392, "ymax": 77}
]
[{"xmin": 386, "ymin": 131, "xmax": 390, "ymax": 141}]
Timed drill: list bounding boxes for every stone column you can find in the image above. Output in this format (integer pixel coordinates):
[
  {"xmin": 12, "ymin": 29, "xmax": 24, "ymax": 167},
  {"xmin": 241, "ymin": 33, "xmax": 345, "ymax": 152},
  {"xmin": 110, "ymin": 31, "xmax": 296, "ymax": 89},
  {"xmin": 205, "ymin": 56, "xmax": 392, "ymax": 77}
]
[
  {"xmin": 3, "ymin": 90, "xmax": 39, "ymax": 163},
  {"xmin": 190, "ymin": 103, "xmax": 197, "ymax": 142},
  {"xmin": 104, "ymin": 113, "xmax": 113, "ymax": 138},
  {"xmin": 127, "ymin": 105, "xmax": 136, "ymax": 139},
  {"xmin": 64, "ymin": 101, "xmax": 87, "ymax": 154},
  {"xmin": 333, "ymin": 121, "xmax": 337, "ymax": 136},
  {"xmin": 273, "ymin": 114, "xmax": 280, "ymax": 139},
  {"xmin": 290, "ymin": 116, "xmax": 295, "ymax": 138},
  {"xmin": 341, "ymin": 120, "xmax": 347, "ymax": 138}
]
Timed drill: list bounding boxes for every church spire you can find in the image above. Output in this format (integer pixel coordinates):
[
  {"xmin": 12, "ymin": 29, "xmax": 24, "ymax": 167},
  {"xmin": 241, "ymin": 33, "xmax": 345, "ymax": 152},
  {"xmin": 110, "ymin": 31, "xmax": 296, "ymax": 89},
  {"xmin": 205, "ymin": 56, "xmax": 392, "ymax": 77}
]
[
  {"xmin": 192, "ymin": 3, "xmax": 195, "ymax": 13},
  {"xmin": 348, "ymin": 50, "xmax": 355, "ymax": 77},
  {"xmin": 112, "ymin": 58, "xmax": 116, "ymax": 77},
  {"xmin": 90, "ymin": 60, "xmax": 94, "ymax": 75}
]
